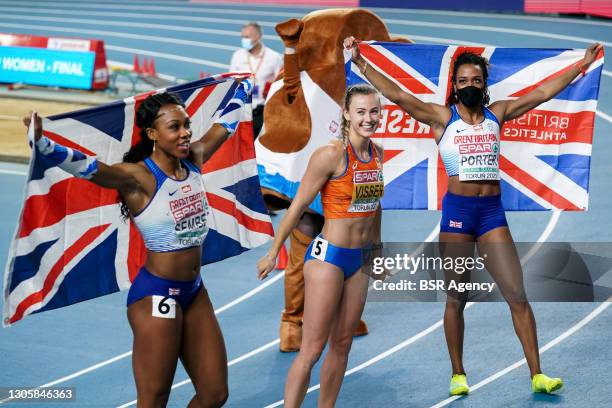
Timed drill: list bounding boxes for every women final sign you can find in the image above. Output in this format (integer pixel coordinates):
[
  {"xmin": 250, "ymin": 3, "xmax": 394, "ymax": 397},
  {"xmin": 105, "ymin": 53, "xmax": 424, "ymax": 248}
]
[{"xmin": 0, "ymin": 33, "xmax": 109, "ymax": 90}]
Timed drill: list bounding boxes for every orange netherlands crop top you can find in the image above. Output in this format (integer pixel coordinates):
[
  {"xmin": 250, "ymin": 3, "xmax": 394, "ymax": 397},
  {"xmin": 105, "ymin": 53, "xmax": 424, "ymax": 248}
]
[{"xmin": 321, "ymin": 141, "xmax": 384, "ymax": 219}]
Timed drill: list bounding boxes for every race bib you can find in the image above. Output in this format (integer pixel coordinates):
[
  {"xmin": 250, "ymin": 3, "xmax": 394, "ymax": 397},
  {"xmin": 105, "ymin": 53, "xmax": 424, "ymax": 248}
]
[
  {"xmin": 310, "ymin": 236, "xmax": 329, "ymax": 261},
  {"xmin": 152, "ymin": 296, "xmax": 177, "ymax": 319},
  {"xmin": 170, "ymin": 188, "xmax": 209, "ymax": 247},
  {"xmin": 455, "ymin": 130, "xmax": 500, "ymax": 181},
  {"xmin": 349, "ymin": 169, "xmax": 384, "ymax": 213}
]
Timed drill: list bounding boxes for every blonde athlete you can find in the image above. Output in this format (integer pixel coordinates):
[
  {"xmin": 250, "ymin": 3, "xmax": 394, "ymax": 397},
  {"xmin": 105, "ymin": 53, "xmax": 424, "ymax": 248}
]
[{"xmin": 258, "ymin": 84, "xmax": 383, "ymax": 407}]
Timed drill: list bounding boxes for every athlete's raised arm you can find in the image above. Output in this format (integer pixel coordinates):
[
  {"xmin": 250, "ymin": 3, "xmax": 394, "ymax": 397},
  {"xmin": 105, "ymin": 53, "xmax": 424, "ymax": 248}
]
[
  {"xmin": 25, "ymin": 112, "xmax": 144, "ymax": 196},
  {"xmin": 188, "ymin": 78, "xmax": 253, "ymax": 166},
  {"xmin": 343, "ymin": 36, "xmax": 449, "ymax": 129},
  {"xmin": 491, "ymin": 43, "xmax": 603, "ymax": 123}
]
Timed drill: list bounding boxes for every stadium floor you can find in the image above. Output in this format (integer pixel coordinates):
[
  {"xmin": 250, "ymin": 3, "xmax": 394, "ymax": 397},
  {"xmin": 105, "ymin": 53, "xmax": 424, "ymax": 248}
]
[{"xmin": 0, "ymin": 1, "xmax": 611, "ymax": 407}]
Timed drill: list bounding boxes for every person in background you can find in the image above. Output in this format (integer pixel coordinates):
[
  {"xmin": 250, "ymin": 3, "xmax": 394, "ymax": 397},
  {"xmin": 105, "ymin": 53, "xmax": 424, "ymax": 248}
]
[{"xmin": 230, "ymin": 22, "xmax": 283, "ymax": 138}]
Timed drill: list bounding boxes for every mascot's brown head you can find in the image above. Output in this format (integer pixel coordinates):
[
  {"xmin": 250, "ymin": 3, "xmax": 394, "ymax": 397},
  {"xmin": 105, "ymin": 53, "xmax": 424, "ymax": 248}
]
[
  {"xmin": 260, "ymin": 8, "xmax": 411, "ymax": 153},
  {"xmin": 256, "ymin": 8, "xmax": 411, "ymax": 210}
]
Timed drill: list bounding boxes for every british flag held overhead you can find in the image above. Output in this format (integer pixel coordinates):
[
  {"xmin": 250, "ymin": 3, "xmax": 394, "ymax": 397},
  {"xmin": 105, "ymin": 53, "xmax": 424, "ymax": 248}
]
[
  {"xmin": 3, "ymin": 75, "xmax": 274, "ymax": 326},
  {"xmin": 346, "ymin": 42, "xmax": 604, "ymax": 211}
]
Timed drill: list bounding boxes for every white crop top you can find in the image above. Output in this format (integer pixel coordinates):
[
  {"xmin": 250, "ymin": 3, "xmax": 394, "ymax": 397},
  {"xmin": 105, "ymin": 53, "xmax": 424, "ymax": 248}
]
[
  {"xmin": 133, "ymin": 158, "xmax": 209, "ymax": 252},
  {"xmin": 438, "ymin": 105, "xmax": 501, "ymax": 181}
]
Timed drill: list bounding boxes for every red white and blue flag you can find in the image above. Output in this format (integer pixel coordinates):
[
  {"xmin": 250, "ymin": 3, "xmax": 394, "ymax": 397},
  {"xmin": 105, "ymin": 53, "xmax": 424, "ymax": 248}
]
[
  {"xmin": 346, "ymin": 42, "xmax": 604, "ymax": 211},
  {"xmin": 3, "ymin": 75, "xmax": 274, "ymax": 326}
]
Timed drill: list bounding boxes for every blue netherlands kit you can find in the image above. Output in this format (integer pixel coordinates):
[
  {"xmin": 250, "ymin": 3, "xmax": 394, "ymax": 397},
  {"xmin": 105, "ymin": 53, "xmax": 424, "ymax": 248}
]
[
  {"xmin": 438, "ymin": 105, "xmax": 501, "ymax": 181},
  {"xmin": 133, "ymin": 157, "xmax": 209, "ymax": 252}
]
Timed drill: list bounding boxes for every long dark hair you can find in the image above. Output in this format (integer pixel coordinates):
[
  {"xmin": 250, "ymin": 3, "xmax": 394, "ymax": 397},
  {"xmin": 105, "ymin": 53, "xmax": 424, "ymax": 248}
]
[
  {"xmin": 340, "ymin": 84, "xmax": 379, "ymax": 147},
  {"xmin": 446, "ymin": 52, "xmax": 490, "ymax": 107},
  {"xmin": 119, "ymin": 92, "xmax": 185, "ymax": 219}
]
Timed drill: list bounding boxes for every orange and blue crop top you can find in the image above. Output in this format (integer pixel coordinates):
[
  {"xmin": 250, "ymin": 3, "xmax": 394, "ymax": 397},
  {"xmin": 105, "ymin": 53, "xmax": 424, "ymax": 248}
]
[{"xmin": 321, "ymin": 141, "xmax": 384, "ymax": 219}]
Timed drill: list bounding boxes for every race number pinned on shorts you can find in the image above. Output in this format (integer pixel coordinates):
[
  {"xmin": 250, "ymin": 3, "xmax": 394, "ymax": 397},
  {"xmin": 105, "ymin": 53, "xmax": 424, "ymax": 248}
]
[
  {"xmin": 310, "ymin": 236, "xmax": 328, "ymax": 261},
  {"xmin": 152, "ymin": 296, "xmax": 176, "ymax": 319}
]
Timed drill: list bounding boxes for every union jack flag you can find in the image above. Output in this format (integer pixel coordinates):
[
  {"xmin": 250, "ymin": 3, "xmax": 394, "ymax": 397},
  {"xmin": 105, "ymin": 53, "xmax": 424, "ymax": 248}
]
[
  {"xmin": 346, "ymin": 42, "xmax": 605, "ymax": 211},
  {"xmin": 3, "ymin": 75, "xmax": 274, "ymax": 326}
]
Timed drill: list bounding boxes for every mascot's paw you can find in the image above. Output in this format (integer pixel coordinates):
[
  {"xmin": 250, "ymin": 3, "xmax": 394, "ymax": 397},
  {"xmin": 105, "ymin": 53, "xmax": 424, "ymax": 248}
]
[
  {"xmin": 275, "ymin": 18, "xmax": 304, "ymax": 48},
  {"xmin": 354, "ymin": 319, "xmax": 369, "ymax": 337},
  {"xmin": 280, "ymin": 320, "xmax": 302, "ymax": 352}
]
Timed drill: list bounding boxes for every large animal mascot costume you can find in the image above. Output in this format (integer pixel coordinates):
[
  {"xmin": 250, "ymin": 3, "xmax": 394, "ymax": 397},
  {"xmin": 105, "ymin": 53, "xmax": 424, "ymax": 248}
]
[{"xmin": 256, "ymin": 9, "xmax": 411, "ymax": 352}]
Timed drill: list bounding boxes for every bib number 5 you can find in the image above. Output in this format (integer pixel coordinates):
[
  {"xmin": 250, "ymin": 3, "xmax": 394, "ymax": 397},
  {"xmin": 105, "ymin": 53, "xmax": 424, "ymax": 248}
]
[{"xmin": 311, "ymin": 237, "xmax": 328, "ymax": 261}]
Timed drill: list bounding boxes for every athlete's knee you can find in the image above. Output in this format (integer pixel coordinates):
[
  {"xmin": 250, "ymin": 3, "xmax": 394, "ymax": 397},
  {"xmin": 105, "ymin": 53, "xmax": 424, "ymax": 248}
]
[
  {"xmin": 503, "ymin": 286, "xmax": 528, "ymax": 304},
  {"xmin": 445, "ymin": 298, "xmax": 467, "ymax": 314},
  {"xmin": 194, "ymin": 385, "xmax": 228, "ymax": 408},
  {"xmin": 298, "ymin": 341, "xmax": 325, "ymax": 366},
  {"xmin": 507, "ymin": 299, "xmax": 530, "ymax": 314},
  {"xmin": 328, "ymin": 335, "xmax": 353, "ymax": 356},
  {"xmin": 138, "ymin": 389, "xmax": 171, "ymax": 408}
]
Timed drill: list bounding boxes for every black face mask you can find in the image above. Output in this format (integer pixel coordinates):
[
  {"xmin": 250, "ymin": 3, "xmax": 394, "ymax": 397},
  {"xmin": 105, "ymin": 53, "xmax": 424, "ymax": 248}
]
[{"xmin": 456, "ymin": 86, "xmax": 483, "ymax": 108}]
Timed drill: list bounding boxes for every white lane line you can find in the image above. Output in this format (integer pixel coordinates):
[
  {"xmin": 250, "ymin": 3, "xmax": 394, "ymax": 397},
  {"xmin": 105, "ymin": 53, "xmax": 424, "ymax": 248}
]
[
  {"xmin": 521, "ymin": 210, "xmax": 561, "ymax": 265},
  {"xmin": 215, "ymin": 270, "xmax": 285, "ymax": 314},
  {"xmin": 0, "ymin": 6, "xmax": 280, "ymax": 28},
  {"xmin": 0, "ymin": 1, "xmax": 305, "ymax": 17},
  {"xmin": 7, "ymin": 5, "xmax": 612, "ymax": 49},
  {"xmin": 0, "ymin": 7, "xmax": 604, "ymax": 400},
  {"xmin": 9, "ymin": 1, "xmax": 612, "ymax": 31},
  {"xmin": 116, "ymin": 338, "xmax": 281, "ymax": 408},
  {"xmin": 0, "ymin": 14, "xmax": 279, "ymax": 42},
  {"xmin": 398, "ymin": 34, "xmax": 487, "ymax": 46},
  {"xmin": 373, "ymin": 7, "xmax": 612, "ymax": 28},
  {"xmin": 0, "ymin": 15, "xmax": 610, "ymax": 74},
  {"xmin": 105, "ymin": 45, "xmax": 229, "ymax": 69},
  {"xmin": 113, "ymin": 224, "xmax": 441, "ymax": 405},
  {"xmin": 0, "ymin": 22, "xmax": 237, "ymax": 51},
  {"xmin": 0, "ymin": 23, "xmax": 230, "ymax": 68},
  {"xmin": 385, "ymin": 19, "xmax": 612, "ymax": 47},
  {"xmin": 263, "ymin": 212, "xmax": 560, "ymax": 408},
  {"xmin": 596, "ymin": 109, "xmax": 612, "ymax": 124},
  {"xmin": 430, "ymin": 297, "xmax": 612, "ymax": 408},
  {"xmin": 0, "ymin": 271, "xmax": 285, "ymax": 405},
  {"xmin": 0, "ymin": 169, "xmax": 27, "ymax": 176}
]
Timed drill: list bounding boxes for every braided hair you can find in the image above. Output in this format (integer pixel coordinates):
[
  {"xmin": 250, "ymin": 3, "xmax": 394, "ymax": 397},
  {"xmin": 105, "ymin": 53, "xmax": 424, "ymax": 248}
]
[
  {"xmin": 446, "ymin": 52, "xmax": 491, "ymax": 107},
  {"xmin": 119, "ymin": 92, "xmax": 185, "ymax": 219},
  {"xmin": 339, "ymin": 84, "xmax": 379, "ymax": 147}
]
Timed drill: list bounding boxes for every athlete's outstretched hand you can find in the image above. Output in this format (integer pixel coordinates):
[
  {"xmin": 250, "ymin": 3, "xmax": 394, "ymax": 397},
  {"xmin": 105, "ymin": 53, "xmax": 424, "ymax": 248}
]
[
  {"xmin": 582, "ymin": 43, "xmax": 603, "ymax": 67},
  {"xmin": 257, "ymin": 253, "xmax": 276, "ymax": 280},
  {"xmin": 23, "ymin": 111, "xmax": 43, "ymax": 142},
  {"xmin": 343, "ymin": 36, "xmax": 361, "ymax": 62}
]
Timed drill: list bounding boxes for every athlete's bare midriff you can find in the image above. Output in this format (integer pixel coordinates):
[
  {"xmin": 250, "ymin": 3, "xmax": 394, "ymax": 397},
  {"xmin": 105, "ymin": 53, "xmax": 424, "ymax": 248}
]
[
  {"xmin": 321, "ymin": 215, "xmax": 377, "ymax": 249},
  {"xmin": 447, "ymin": 177, "xmax": 501, "ymax": 197},
  {"xmin": 145, "ymin": 247, "xmax": 202, "ymax": 281}
]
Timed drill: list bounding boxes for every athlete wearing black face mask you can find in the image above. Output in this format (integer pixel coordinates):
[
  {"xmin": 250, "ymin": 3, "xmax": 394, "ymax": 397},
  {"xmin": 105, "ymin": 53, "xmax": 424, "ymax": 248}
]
[
  {"xmin": 456, "ymin": 86, "xmax": 483, "ymax": 108},
  {"xmin": 347, "ymin": 35, "xmax": 602, "ymax": 399}
]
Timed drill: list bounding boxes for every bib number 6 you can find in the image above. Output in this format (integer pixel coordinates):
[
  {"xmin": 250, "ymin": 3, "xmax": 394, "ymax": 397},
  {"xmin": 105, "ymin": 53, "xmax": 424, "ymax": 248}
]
[{"xmin": 152, "ymin": 295, "xmax": 177, "ymax": 319}]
